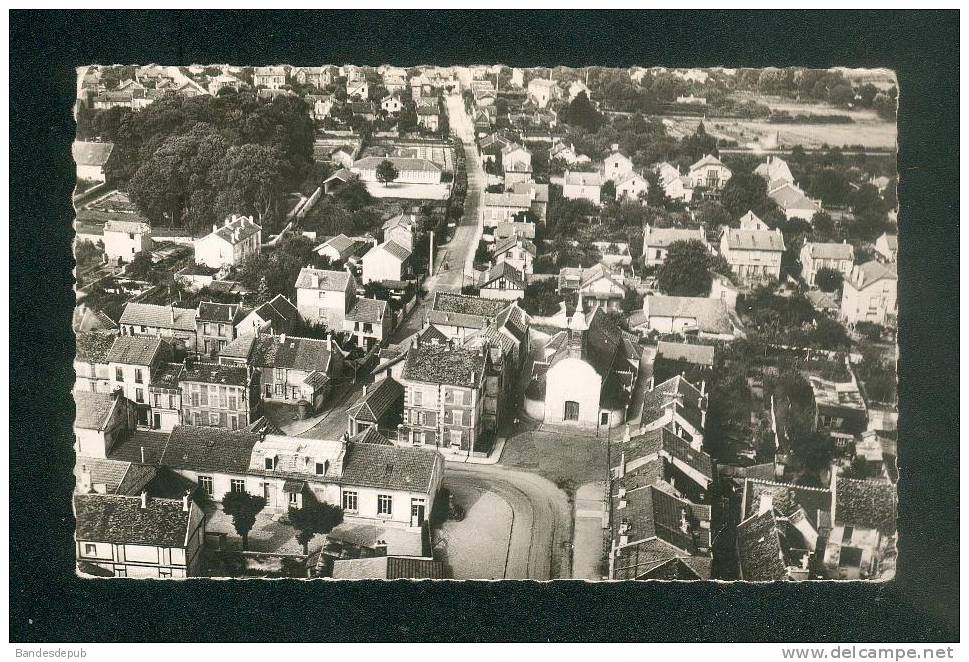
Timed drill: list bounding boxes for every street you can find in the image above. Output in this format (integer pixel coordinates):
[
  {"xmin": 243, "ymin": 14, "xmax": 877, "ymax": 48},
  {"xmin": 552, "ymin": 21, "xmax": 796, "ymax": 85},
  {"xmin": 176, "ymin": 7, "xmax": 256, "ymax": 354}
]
[{"xmin": 437, "ymin": 462, "xmax": 572, "ymax": 580}]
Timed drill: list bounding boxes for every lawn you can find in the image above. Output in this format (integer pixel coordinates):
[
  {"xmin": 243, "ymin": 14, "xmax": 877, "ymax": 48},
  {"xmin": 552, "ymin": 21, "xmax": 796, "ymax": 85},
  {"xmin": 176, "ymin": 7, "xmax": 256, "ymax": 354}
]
[{"xmin": 499, "ymin": 428, "xmax": 609, "ymax": 493}]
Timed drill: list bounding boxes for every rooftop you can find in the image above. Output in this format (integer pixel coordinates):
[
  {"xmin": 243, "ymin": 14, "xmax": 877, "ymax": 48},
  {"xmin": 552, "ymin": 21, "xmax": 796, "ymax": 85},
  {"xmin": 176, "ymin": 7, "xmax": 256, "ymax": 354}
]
[
  {"xmin": 197, "ymin": 302, "xmax": 241, "ymax": 324},
  {"xmin": 75, "ymin": 331, "xmax": 118, "ymax": 364},
  {"xmin": 74, "ymin": 493, "xmax": 194, "ymax": 548},
  {"xmin": 73, "ymin": 391, "xmax": 121, "ymax": 431},
  {"xmin": 331, "ymin": 556, "xmax": 445, "ymax": 579},
  {"xmin": 295, "ymin": 267, "xmax": 352, "ymax": 292},
  {"xmin": 428, "ymin": 292, "xmax": 508, "ymax": 330},
  {"xmin": 802, "ymin": 242, "xmax": 854, "ymax": 261},
  {"xmin": 73, "ymin": 140, "xmax": 114, "ymax": 167},
  {"xmin": 722, "ymin": 228, "xmax": 786, "ymax": 252},
  {"xmin": 643, "ymin": 295, "xmax": 736, "ymax": 335},
  {"xmin": 347, "ymin": 377, "xmax": 404, "ymax": 424},
  {"xmin": 341, "ymin": 442, "xmax": 442, "ymax": 493},
  {"xmin": 181, "ymin": 361, "xmax": 249, "ymax": 387},
  {"xmin": 403, "ymin": 343, "xmax": 487, "ymax": 387},
  {"xmin": 160, "ymin": 425, "xmax": 263, "ymax": 474},
  {"xmin": 656, "ymin": 341, "xmax": 716, "ymax": 367},
  {"xmin": 846, "ymin": 261, "xmax": 897, "ymax": 290},
  {"xmin": 736, "ymin": 509, "xmax": 787, "ymax": 581},
  {"xmin": 203, "ymin": 215, "xmax": 261, "ymax": 245},
  {"xmin": 106, "ymin": 335, "xmax": 166, "ymax": 366},
  {"xmin": 221, "ymin": 333, "xmax": 336, "ymax": 373},
  {"xmin": 347, "ymin": 298, "xmax": 388, "ymax": 324},
  {"xmin": 480, "ymin": 261, "xmax": 525, "ymax": 289},
  {"xmin": 120, "ymin": 303, "xmax": 198, "ymax": 332},
  {"xmin": 835, "ymin": 477, "xmax": 897, "ymax": 535}
]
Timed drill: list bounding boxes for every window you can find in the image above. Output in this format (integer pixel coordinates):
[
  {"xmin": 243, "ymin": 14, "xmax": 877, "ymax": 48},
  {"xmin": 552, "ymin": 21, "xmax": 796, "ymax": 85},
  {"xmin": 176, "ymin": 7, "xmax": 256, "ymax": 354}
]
[
  {"xmin": 452, "ymin": 410, "xmax": 464, "ymax": 426},
  {"xmin": 377, "ymin": 494, "xmax": 393, "ymax": 516},
  {"xmin": 265, "ymin": 456, "xmax": 277, "ymax": 470},
  {"xmin": 135, "ymin": 388, "xmax": 144, "ymax": 404},
  {"xmin": 230, "ymin": 479, "xmax": 246, "ymax": 493},
  {"xmin": 228, "ymin": 394, "xmax": 237, "ymax": 410},
  {"xmin": 115, "ymin": 367, "xmax": 123, "ymax": 382},
  {"xmin": 200, "ymin": 389, "xmax": 208, "ymax": 406},
  {"xmin": 265, "ymin": 384, "xmax": 272, "ymax": 398},
  {"xmin": 134, "ymin": 369, "xmax": 143, "ymax": 384},
  {"xmin": 600, "ymin": 412, "xmax": 610, "ymax": 426},
  {"xmin": 412, "ymin": 389, "xmax": 422, "ymax": 406},
  {"xmin": 445, "ymin": 389, "xmax": 453, "ymax": 404},
  {"xmin": 219, "ymin": 386, "xmax": 227, "ymax": 408},
  {"xmin": 839, "ymin": 546, "xmax": 863, "ymax": 568},
  {"xmin": 209, "ymin": 412, "xmax": 220, "ymax": 426},
  {"xmin": 219, "ymin": 412, "xmax": 227, "ymax": 428},
  {"xmin": 83, "ymin": 543, "xmax": 97, "ymax": 557},
  {"xmin": 158, "ymin": 568, "xmax": 173, "ymax": 578},
  {"xmin": 289, "ymin": 491, "xmax": 298, "ymax": 505},
  {"xmin": 416, "ymin": 411, "xmax": 427, "ymax": 426},
  {"xmin": 193, "ymin": 412, "xmax": 201, "ymax": 426},
  {"xmin": 315, "ymin": 461, "xmax": 329, "ymax": 475},
  {"xmin": 342, "ymin": 490, "xmax": 358, "ymax": 512},
  {"xmin": 412, "ymin": 430, "xmax": 425, "ymax": 446},
  {"xmin": 191, "ymin": 391, "xmax": 199, "ymax": 407},
  {"xmin": 169, "ymin": 394, "xmax": 175, "ymax": 409},
  {"xmin": 274, "ymin": 384, "xmax": 283, "ymax": 395},
  {"xmin": 564, "ymin": 400, "xmax": 580, "ymax": 421},
  {"xmin": 841, "ymin": 526, "xmax": 854, "ymax": 545},
  {"xmin": 292, "ymin": 387, "xmax": 299, "ymax": 401},
  {"xmin": 275, "ymin": 368, "xmax": 285, "ymax": 382},
  {"xmin": 198, "ymin": 476, "xmax": 213, "ymax": 495},
  {"xmin": 153, "ymin": 393, "xmax": 161, "ymax": 408}
]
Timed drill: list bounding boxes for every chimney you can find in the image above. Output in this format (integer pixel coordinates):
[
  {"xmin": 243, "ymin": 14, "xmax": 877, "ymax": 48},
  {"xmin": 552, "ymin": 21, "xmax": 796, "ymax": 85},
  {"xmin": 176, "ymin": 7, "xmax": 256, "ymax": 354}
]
[
  {"xmin": 140, "ymin": 446, "xmax": 145, "ymax": 463},
  {"xmin": 311, "ymin": 273, "xmax": 320, "ymax": 288},
  {"xmin": 140, "ymin": 491, "xmax": 148, "ymax": 510},
  {"xmin": 80, "ymin": 465, "xmax": 93, "ymax": 494},
  {"xmin": 679, "ymin": 509, "xmax": 691, "ymax": 534},
  {"xmin": 758, "ymin": 493, "xmax": 774, "ymax": 515},
  {"xmin": 182, "ymin": 491, "xmax": 191, "ymax": 513},
  {"xmin": 279, "ymin": 333, "xmax": 286, "ymax": 344},
  {"xmin": 363, "ymin": 384, "xmax": 368, "ymax": 396},
  {"xmin": 224, "ymin": 217, "xmax": 231, "ymax": 227},
  {"xmin": 212, "ymin": 224, "xmax": 218, "ymax": 234},
  {"xmin": 374, "ymin": 540, "xmax": 388, "ymax": 556},
  {"xmin": 170, "ymin": 303, "xmax": 176, "ymax": 325}
]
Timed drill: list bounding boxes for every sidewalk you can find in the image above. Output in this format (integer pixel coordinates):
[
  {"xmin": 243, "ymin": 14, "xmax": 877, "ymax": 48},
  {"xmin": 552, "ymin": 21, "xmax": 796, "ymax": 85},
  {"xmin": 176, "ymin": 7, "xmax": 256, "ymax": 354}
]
[
  {"xmin": 439, "ymin": 437, "xmax": 506, "ymax": 465},
  {"xmin": 572, "ymin": 481, "xmax": 608, "ymax": 580}
]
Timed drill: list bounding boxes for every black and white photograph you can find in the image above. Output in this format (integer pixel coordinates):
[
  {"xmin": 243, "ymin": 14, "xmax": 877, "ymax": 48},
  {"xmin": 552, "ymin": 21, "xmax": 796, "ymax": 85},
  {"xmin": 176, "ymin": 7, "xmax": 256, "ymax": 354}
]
[{"xmin": 69, "ymin": 61, "xmax": 900, "ymax": 582}]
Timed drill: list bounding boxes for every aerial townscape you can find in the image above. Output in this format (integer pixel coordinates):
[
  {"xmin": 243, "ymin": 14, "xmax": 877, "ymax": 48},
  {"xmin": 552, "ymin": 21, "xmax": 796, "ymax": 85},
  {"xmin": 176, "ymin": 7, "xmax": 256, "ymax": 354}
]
[{"xmin": 72, "ymin": 63, "xmax": 898, "ymax": 581}]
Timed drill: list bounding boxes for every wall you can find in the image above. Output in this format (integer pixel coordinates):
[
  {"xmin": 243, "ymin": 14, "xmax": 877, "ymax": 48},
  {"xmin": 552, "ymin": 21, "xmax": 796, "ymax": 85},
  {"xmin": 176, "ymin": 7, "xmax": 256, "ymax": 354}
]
[{"xmin": 543, "ymin": 357, "xmax": 602, "ymax": 427}]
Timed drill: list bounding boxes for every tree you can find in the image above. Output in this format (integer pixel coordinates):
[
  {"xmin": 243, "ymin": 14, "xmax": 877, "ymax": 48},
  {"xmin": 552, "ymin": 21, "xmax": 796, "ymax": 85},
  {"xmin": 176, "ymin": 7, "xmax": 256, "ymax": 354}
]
[
  {"xmin": 793, "ymin": 431, "xmax": 836, "ymax": 475},
  {"xmin": 221, "ymin": 490, "xmax": 267, "ymax": 551},
  {"xmin": 811, "ymin": 211, "xmax": 837, "ymax": 241},
  {"xmin": 521, "ymin": 279, "xmax": 563, "ymax": 316},
  {"xmin": 828, "ymin": 83, "xmax": 855, "ymax": 107},
  {"xmin": 807, "ymin": 168, "xmax": 851, "ymax": 206},
  {"xmin": 75, "ymin": 239, "xmax": 103, "ymax": 269},
  {"xmin": 656, "ymin": 239, "xmax": 715, "ymax": 297},
  {"xmin": 124, "ymin": 251, "xmax": 154, "ymax": 280},
  {"xmin": 695, "ymin": 200, "xmax": 732, "ymax": 233},
  {"xmin": 375, "ymin": 159, "xmax": 399, "ymax": 186},
  {"xmin": 287, "ymin": 496, "xmax": 344, "ymax": 554},
  {"xmin": 720, "ymin": 171, "xmax": 770, "ymax": 218},
  {"xmin": 600, "ymin": 179, "xmax": 616, "ymax": 201},
  {"xmin": 815, "ymin": 267, "xmax": 844, "ymax": 293},
  {"xmin": 561, "ymin": 91, "xmax": 604, "ymax": 132}
]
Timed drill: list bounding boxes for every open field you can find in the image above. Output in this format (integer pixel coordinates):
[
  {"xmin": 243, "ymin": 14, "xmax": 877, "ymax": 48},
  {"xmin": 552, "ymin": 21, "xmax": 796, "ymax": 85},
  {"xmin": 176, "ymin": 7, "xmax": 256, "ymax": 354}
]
[{"xmin": 664, "ymin": 115, "xmax": 896, "ymax": 151}]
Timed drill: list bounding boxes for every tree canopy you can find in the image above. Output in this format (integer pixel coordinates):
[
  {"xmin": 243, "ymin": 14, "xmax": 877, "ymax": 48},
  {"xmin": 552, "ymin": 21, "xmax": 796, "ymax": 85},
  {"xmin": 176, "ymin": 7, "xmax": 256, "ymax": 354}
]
[
  {"xmin": 287, "ymin": 496, "xmax": 344, "ymax": 555},
  {"xmin": 656, "ymin": 239, "xmax": 717, "ymax": 297},
  {"xmin": 222, "ymin": 490, "xmax": 267, "ymax": 551}
]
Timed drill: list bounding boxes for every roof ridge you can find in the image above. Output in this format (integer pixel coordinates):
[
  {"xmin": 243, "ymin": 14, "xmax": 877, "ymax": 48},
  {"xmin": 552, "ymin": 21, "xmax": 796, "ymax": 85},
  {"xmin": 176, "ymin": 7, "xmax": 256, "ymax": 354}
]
[{"xmin": 745, "ymin": 477, "xmax": 832, "ymax": 493}]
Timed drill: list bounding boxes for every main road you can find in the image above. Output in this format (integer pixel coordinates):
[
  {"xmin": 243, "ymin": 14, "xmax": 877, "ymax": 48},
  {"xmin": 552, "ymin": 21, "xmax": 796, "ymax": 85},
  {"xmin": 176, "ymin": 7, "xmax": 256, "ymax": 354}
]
[{"xmin": 389, "ymin": 93, "xmax": 486, "ymax": 344}]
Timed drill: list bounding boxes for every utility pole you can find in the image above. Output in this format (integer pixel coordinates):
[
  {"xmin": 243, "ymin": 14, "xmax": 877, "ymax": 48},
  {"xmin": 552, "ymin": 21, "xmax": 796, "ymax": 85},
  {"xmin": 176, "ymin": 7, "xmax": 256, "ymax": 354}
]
[{"xmin": 429, "ymin": 230, "xmax": 434, "ymax": 274}]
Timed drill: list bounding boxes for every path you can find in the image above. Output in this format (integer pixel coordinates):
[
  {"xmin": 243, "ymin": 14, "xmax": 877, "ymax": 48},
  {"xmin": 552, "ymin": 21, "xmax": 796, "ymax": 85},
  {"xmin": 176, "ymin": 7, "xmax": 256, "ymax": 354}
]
[{"xmin": 572, "ymin": 481, "xmax": 608, "ymax": 580}]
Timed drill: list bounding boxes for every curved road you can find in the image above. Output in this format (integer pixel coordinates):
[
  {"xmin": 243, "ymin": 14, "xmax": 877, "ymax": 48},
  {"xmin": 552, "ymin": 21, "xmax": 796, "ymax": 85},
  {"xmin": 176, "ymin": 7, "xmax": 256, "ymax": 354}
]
[{"xmin": 442, "ymin": 463, "xmax": 573, "ymax": 580}]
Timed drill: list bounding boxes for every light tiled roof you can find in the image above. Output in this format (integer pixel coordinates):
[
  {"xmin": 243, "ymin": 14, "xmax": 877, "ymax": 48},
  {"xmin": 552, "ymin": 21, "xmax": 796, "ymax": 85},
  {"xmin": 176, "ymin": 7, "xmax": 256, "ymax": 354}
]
[
  {"xmin": 656, "ymin": 341, "xmax": 716, "ymax": 366},
  {"xmin": 639, "ymin": 375, "xmax": 706, "ymax": 432},
  {"xmin": 120, "ymin": 303, "xmax": 198, "ymax": 332},
  {"xmin": 74, "ymin": 391, "xmax": 120, "ymax": 430},
  {"xmin": 643, "ymin": 295, "xmax": 734, "ymax": 335},
  {"xmin": 493, "ymin": 235, "xmax": 536, "ymax": 258},
  {"xmin": 689, "ymin": 153, "xmax": 725, "ymax": 171},
  {"xmin": 340, "ymin": 442, "xmax": 442, "ymax": 493},
  {"xmin": 347, "ymin": 297, "xmax": 387, "ymax": 324},
  {"xmin": 374, "ymin": 240, "xmax": 412, "ymax": 262},
  {"xmin": 427, "ymin": 292, "xmax": 507, "ymax": 330},
  {"xmin": 349, "ymin": 427, "xmax": 393, "ymax": 446},
  {"xmin": 332, "ymin": 556, "xmax": 445, "ymax": 579},
  {"xmin": 295, "ymin": 267, "xmax": 352, "ymax": 292},
  {"xmin": 251, "ymin": 334, "xmax": 335, "ymax": 372},
  {"xmin": 75, "ymin": 457, "xmax": 131, "ymax": 494},
  {"xmin": 106, "ymin": 335, "xmax": 165, "ymax": 366},
  {"xmin": 483, "ymin": 192, "xmax": 532, "ymax": 209},
  {"xmin": 74, "ymin": 493, "xmax": 195, "ymax": 549},
  {"xmin": 160, "ymin": 425, "xmax": 262, "ymax": 474},
  {"xmin": 510, "ymin": 181, "xmax": 549, "ymax": 203},
  {"xmin": 768, "ymin": 182, "xmax": 821, "ymax": 212},
  {"xmin": 347, "ymin": 377, "xmax": 404, "ymax": 424},
  {"xmin": 480, "ymin": 261, "xmax": 525, "ymax": 289},
  {"xmin": 353, "ymin": 156, "xmax": 442, "ymax": 173},
  {"xmin": 103, "ymin": 219, "xmax": 149, "ymax": 234},
  {"xmin": 803, "ymin": 242, "xmax": 854, "ymax": 261},
  {"xmin": 847, "ymin": 261, "xmax": 897, "ymax": 290},
  {"xmin": 564, "ymin": 170, "xmax": 602, "ymax": 187},
  {"xmin": 382, "ymin": 212, "xmax": 418, "ymax": 232},
  {"xmin": 643, "ymin": 226, "xmax": 705, "ymax": 248},
  {"xmin": 204, "ymin": 215, "xmax": 261, "ymax": 245},
  {"xmin": 72, "ymin": 141, "xmax": 114, "ymax": 167},
  {"xmin": 722, "ymin": 228, "xmax": 786, "ymax": 252},
  {"xmin": 316, "ymin": 233, "xmax": 356, "ymax": 258},
  {"xmin": 741, "ymin": 478, "xmax": 833, "ymax": 527}
]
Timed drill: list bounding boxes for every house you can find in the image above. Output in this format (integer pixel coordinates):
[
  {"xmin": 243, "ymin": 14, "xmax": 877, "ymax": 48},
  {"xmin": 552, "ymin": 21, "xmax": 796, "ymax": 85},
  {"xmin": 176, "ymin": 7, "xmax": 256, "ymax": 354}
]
[
  {"xmin": 675, "ymin": 94, "xmax": 707, "ymax": 105},
  {"xmin": 840, "ymin": 261, "xmax": 897, "ymax": 326},
  {"xmin": 362, "ymin": 240, "xmax": 413, "ymax": 284},
  {"xmin": 305, "ymin": 94, "xmax": 335, "ymax": 120},
  {"xmin": 74, "ymin": 492, "xmax": 205, "ymax": 578},
  {"xmin": 207, "ymin": 72, "xmax": 244, "ymax": 96},
  {"xmin": 822, "ymin": 476, "xmax": 896, "ymax": 580},
  {"xmin": 603, "ymin": 151, "xmax": 634, "ymax": 183},
  {"xmin": 479, "ymin": 132, "xmax": 514, "ymax": 162},
  {"xmin": 738, "ymin": 210, "xmax": 770, "ymax": 231},
  {"xmin": 479, "ymin": 262, "xmax": 526, "ymax": 301},
  {"xmin": 380, "ymin": 94, "xmax": 404, "ymax": 115},
  {"xmin": 655, "ymin": 162, "xmax": 693, "ymax": 203},
  {"xmin": 754, "ymin": 155, "xmax": 796, "ymax": 187},
  {"xmin": 295, "ymin": 267, "xmax": 392, "ymax": 349},
  {"xmin": 655, "ymin": 341, "xmax": 716, "ymax": 378},
  {"xmin": 73, "ymin": 140, "xmax": 114, "ymax": 182},
  {"xmin": 549, "ymin": 139, "xmax": 590, "ymax": 166},
  {"xmin": 193, "ymin": 215, "xmax": 262, "ymax": 269},
  {"xmin": 768, "ymin": 181, "xmax": 823, "ymax": 221},
  {"xmin": 642, "ymin": 225, "xmax": 707, "ymax": 268},
  {"xmin": 329, "ymin": 146, "xmax": 358, "ymax": 170},
  {"xmin": 346, "ymin": 297, "xmax": 392, "ymax": 350},
  {"xmin": 235, "ymin": 294, "xmax": 299, "ymax": 337},
  {"xmin": 500, "ymin": 143, "xmax": 533, "ymax": 184},
  {"xmin": 426, "ymin": 291, "xmax": 509, "ymax": 341},
  {"xmin": 196, "ymin": 302, "xmax": 243, "ymax": 356},
  {"xmin": 75, "ymin": 331, "xmax": 118, "ymax": 394},
  {"xmin": 347, "ymin": 77, "xmax": 369, "ymax": 100},
  {"xmin": 557, "ymin": 263, "xmax": 627, "ymax": 312},
  {"xmin": 382, "ymin": 212, "xmax": 421, "ymax": 252},
  {"xmin": 352, "ymin": 157, "xmax": 442, "ymax": 185},
  {"xmin": 874, "ymin": 232, "xmax": 898, "ymax": 263},
  {"xmin": 74, "ymin": 306, "xmax": 118, "ymax": 334},
  {"xmin": 321, "ymin": 168, "xmax": 352, "ymax": 194},
  {"xmin": 218, "ymin": 333, "xmax": 344, "ymax": 412},
  {"xmin": 332, "ymin": 556, "xmax": 446, "ymax": 579},
  {"xmin": 531, "ymin": 305, "xmax": 638, "ymax": 430},
  {"xmin": 179, "ymin": 361, "xmax": 256, "ymax": 431},
  {"xmin": 73, "ymin": 390, "xmax": 138, "ymax": 459},
  {"xmin": 527, "ymin": 78, "xmax": 559, "ymax": 108},
  {"xmin": 809, "ymin": 375, "xmax": 868, "ymax": 439},
  {"xmin": 615, "ymin": 172, "xmax": 649, "ymax": 201},
  {"xmin": 482, "ymin": 192, "xmax": 533, "ymax": 226},
  {"xmin": 315, "ymin": 233, "xmax": 362, "ymax": 263},
  {"xmin": 688, "ymin": 154, "xmax": 732, "ymax": 191},
  {"xmin": 106, "ymin": 335, "xmax": 174, "ymax": 427},
  {"xmin": 568, "ymin": 80, "xmax": 592, "ymax": 101},
  {"xmin": 347, "ymin": 376, "xmax": 404, "ymax": 437},
  {"xmin": 399, "ymin": 342, "xmax": 489, "ymax": 451},
  {"xmin": 148, "ymin": 362, "xmax": 184, "ymax": 431},
  {"xmin": 102, "ymin": 220, "xmax": 152, "ymax": 265},
  {"xmin": 800, "ymin": 242, "xmax": 854, "ymax": 287},
  {"xmin": 632, "ymin": 375, "xmax": 707, "ymax": 449},
  {"xmin": 491, "ymin": 236, "xmax": 537, "ymax": 275},
  {"xmin": 293, "ymin": 66, "xmax": 333, "ymax": 89},
  {"xmin": 510, "ymin": 181, "xmax": 549, "ymax": 224},
  {"xmin": 562, "ymin": 170, "xmax": 602, "ymax": 204},
  {"xmin": 416, "ymin": 106, "xmax": 441, "ymax": 132},
  {"xmin": 591, "ymin": 241, "xmax": 634, "ymax": 275},
  {"xmin": 719, "ymin": 227, "xmax": 786, "ymax": 285},
  {"xmin": 119, "ymin": 303, "xmax": 198, "ymax": 354},
  {"xmin": 709, "ymin": 272, "xmax": 740, "ymax": 310},
  {"xmin": 253, "ymin": 65, "xmax": 287, "ymax": 90},
  {"xmin": 495, "ymin": 219, "xmax": 537, "ymax": 241},
  {"xmin": 632, "ymin": 295, "xmax": 741, "ymax": 341}
]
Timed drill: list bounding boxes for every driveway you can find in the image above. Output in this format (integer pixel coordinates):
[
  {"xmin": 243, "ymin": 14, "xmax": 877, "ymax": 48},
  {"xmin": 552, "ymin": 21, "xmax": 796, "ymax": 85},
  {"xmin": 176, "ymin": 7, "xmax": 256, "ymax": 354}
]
[{"xmin": 437, "ymin": 462, "xmax": 572, "ymax": 580}]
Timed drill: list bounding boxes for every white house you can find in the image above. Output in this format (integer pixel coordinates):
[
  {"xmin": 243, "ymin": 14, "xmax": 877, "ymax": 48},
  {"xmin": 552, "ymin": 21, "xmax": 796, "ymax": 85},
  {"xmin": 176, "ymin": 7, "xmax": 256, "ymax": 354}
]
[
  {"xmin": 874, "ymin": 232, "xmax": 898, "ymax": 263},
  {"xmin": 295, "ymin": 267, "xmax": 355, "ymax": 331},
  {"xmin": 73, "ymin": 141, "xmax": 114, "ymax": 182},
  {"xmin": 207, "ymin": 72, "xmax": 244, "ymax": 96},
  {"xmin": 381, "ymin": 95, "xmax": 404, "ymax": 115},
  {"xmin": 73, "ymin": 390, "xmax": 138, "ymax": 459},
  {"xmin": 527, "ymin": 78, "xmax": 559, "ymax": 108},
  {"xmin": 103, "ymin": 219, "xmax": 152, "ymax": 265},
  {"xmin": 193, "ymin": 215, "xmax": 262, "ymax": 269},
  {"xmin": 314, "ymin": 233, "xmax": 362, "ymax": 263},
  {"xmin": 562, "ymin": 170, "xmax": 602, "ymax": 204},
  {"xmin": 568, "ymin": 80, "xmax": 592, "ymax": 101},
  {"xmin": 253, "ymin": 66, "xmax": 287, "ymax": 90},
  {"xmin": 688, "ymin": 154, "xmax": 732, "ymax": 191},
  {"xmin": 800, "ymin": 242, "xmax": 854, "ymax": 286},
  {"xmin": 558, "ymin": 263, "xmax": 627, "ymax": 312},
  {"xmin": 603, "ymin": 151, "xmax": 634, "ymax": 183},
  {"xmin": 738, "ymin": 210, "xmax": 770, "ymax": 231},
  {"xmin": 479, "ymin": 262, "xmax": 526, "ymax": 301},
  {"xmin": 615, "ymin": 172, "xmax": 649, "ymax": 201},
  {"xmin": 352, "ymin": 157, "xmax": 442, "ymax": 185},
  {"xmin": 642, "ymin": 225, "xmax": 707, "ymax": 268},
  {"xmin": 491, "ymin": 235, "xmax": 537, "ymax": 275},
  {"xmin": 347, "ymin": 77, "xmax": 369, "ymax": 100},
  {"xmin": 719, "ymin": 228, "xmax": 786, "ymax": 285},
  {"xmin": 382, "ymin": 212, "xmax": 420, "ymax": 252},
  {"xmin": 632, "ymin": 295, "xmax": 741, "ymax": 341},
  {"xmin": 768, "ymin": 182, "xmax": 823, "ymax": 221},
  {"xmin": 482, "ymin": 191, "xmax": 533, "ymax": 226},
  {"xmin": 840, "ymin": 261, "xmax": 897, "ymax": 326},
  {"xmin": 754, "ymin": 155, "xmax": 795, "ymax": 187},
  {"xmin": 500, "ymin": 143, "xmax": 533, "ymax": 184},
  {"xmin": 362, "ymin": 240, "xmax": 412, "ymax": 284},
  {"xmin": 655, "ymin": 161, "xmax": 693, "ymax": 202}
]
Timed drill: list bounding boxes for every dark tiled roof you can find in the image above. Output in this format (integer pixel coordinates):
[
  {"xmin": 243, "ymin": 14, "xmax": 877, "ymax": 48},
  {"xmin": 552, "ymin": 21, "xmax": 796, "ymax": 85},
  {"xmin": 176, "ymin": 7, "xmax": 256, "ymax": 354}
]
[
  {"xmin": 205, "ymin": 215, "xmax": 261, "ymax": 245},
  {"xmin": 295, "ymin": 268, "xmax": 352, "ymax": 292},
  {"xmin": 640, "ymin": 375, "xmax": 705, "ymax": 432},
  {"xmin": 198, "ymin": 302, "xmax": 241, "ymax": 324},
  {"xmin": 150, "ymin": 362, "xmax": 184, "ymax": 389},
  {"xmin": 108, "ymin": 430, "xmax": 171, "ymax": 465},
  {"xmin": 493, "ymin": 235, "xmax": 537, "ymax": 258},
  {"xmin": 742, "ymin": 479, "xmax": 833, "ymax": 528},
  {"xmin": 76, "ymin": 457, "xmax": 131, "ymax": 494},
  {"xmin": 340, "ymin": 443, "xmax": 441, "ymax": 493},
  {"xmin": 427, "ymin": 292, "xmax": 507, "ymax": 330},
  {"xmin": 349, "ymin": 427, "xmax": 393, "ymax": 446},
  {"xmin": 120, "ymin": 303, "xmax": 198, "ymax": 332},
  {"xmin": 332, "ymin": 556, "xmax": 446, "ymax": 579},
  {"xmin": 75, "ymin": 331, "xmax": 118, "ymax": 364},
  {"xmin": 663, "ymin": 429, "xmax": 714, "ymax": 480},
  {"xmin": 835, "ymin": 478, "xmax": 897, "ymax": 535},
  {"xmin": 181, "ymin": 361, "xmax": 249, "ymax": 387},
  {"xmin": 160, "ymin": 425, "xmax": 262, "ymax": 474},
  {"xmin": 251, "ymin": 295, "xmax": 299, "ymax": 330},
  {"xmin": 638, "ymin": 555, "xmax": 712, "ymax": 580},
  {"xmin": 230, "ymin": 334, "xmax": 336, "ymax": 373},
  {"xmin": 74, "ymin": 493, "xmax": 192, "ymax": 548},
  {"xmin": 347, "ymin": 377, "xmax": 404, "ymax": 424},
  {"xmin": 612, "ymin": 537, "xmax": 709, "ymax": 581},
  {"xmin": 106, "ymin": 335, "xmax": 165, "ymax": 366},
  {"xmin": 73, "ymin": 392, "xmax": 119, "ymax": 430},
  {"xmin": 74, "ymin": 307, "xmax": 118, "ymax": 333},
  {"xmin": 480, "ymin": 261, "xmax": 525, "ymax": 289},
  {"xmin": 736, "ymin": 509, "xmax": 787, "ymax": 581},
  {"xmin": 376, "ymin": 240, "xmax": 412, "ymax": 262},
  {"xmin": 402, "ymin": 344, "xmax": 486, "ymax": 387},
  {"xmin": 347, "ymin": 298, "xmax": 388, "ymax": 324}
]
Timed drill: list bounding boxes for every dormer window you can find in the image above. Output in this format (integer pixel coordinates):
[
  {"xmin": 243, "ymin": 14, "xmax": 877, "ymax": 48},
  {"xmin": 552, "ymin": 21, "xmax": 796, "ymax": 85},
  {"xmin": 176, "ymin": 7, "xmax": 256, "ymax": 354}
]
[
  {"xmin": 315, "ymin": 461, "xmax": 329, "ymax": 475},
  {"xmin": 264, "ymin": 455, "xmax": 277, "ymax": 470}
]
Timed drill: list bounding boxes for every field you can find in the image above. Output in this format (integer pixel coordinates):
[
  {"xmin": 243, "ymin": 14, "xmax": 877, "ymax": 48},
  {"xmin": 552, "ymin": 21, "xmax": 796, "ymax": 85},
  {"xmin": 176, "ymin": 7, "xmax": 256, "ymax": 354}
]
[{"xmin": 665, "ymin": 115, "xmax": 896, "ymax": 151}]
